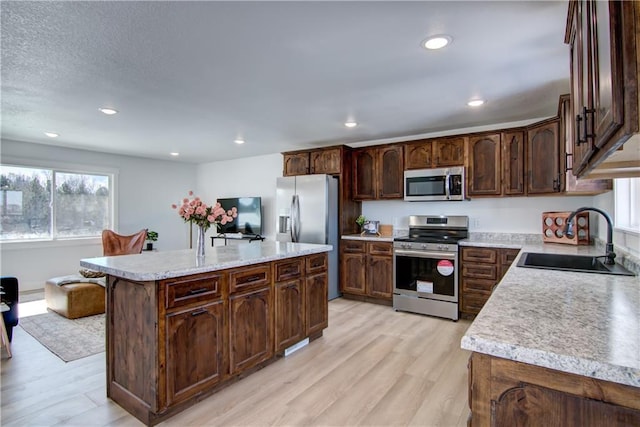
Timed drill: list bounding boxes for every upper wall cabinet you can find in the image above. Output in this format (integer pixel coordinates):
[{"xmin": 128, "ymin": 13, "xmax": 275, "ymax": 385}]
[
  {"xmin": 353, "ymin": 145, "xmax": 403, "ymax": 200},
  {"xmin": 502, "ymin": 130, "xmax": 526, "ymax": 196},
  {"xmin": 527, "ymin": 119, "xmax": 562, "ymax": 195},
  {"xmin": 404, "ymin": 137, "xmax": 465, "ymax": 169},
  {"xmin": 565, "ymin": 0, "xmax": 639, "ymax": 176},
  {"xmin": 467, "ymin": 134, "xmax": 502, "ymax": 197},
  {"xmin": 282, "ymin": 151, "xmax": 310, "ymax": 176},
  {"xmin": 310, "ymin": 147, "xmax": 342, "ymax": 175}
]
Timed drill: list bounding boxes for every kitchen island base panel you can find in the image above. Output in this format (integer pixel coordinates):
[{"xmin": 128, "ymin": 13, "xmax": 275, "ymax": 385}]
[
  {"xmin": 341, "ymin": 292, "xmax": 392, "ymax": 307},
  {"xmin": 468, "ymin": 352, "xmax": 640, "ymax": 426}
]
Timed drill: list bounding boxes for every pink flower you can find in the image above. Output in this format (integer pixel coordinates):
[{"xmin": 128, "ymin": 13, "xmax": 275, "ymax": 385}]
[{"xmin": 188, "ymin": 191, "xmax": 193, "ymax": 196}]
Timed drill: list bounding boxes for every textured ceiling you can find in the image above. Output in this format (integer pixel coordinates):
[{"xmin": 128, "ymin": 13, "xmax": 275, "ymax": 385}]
[{"xmin": 1, "ymin": 1, "xmax": 570, "ymax": 163}]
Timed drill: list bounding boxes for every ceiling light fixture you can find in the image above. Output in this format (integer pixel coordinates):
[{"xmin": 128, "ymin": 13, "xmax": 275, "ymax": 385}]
[
  {"xmin": 344, "ymin": 121, "xmax": 358, "ymax": 128},
  {"xmin": 234, "ymin": 138, "xmax": 245, "ymax": 144},
  {"xmin": 44, "ymin": 132, "xmax": 59, "ymax": 138},
  {"xmin": 99, "ymin": 107, "xmax": 118, "ymax": 115},
  {"xmin": 170, "ymin": 152, "xmax": 180, "ymax": 156},
  {"xmin": 422, "ymin": 35, "xmax": 452, "ymax": 50},
  {"xmin": 467, "ymin": 99, "xmax": 485, "ymax": 107}
]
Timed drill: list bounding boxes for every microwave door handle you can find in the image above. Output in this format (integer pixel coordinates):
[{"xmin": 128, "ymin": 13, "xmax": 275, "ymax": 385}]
[{"xmin": 445, "ymin": 171, "xmax": 451, "ymax": 200}]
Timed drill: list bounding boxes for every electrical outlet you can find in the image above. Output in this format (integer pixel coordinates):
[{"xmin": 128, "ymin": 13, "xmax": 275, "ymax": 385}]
[{"xmin": 473, "ymin": 218, "xmax": 481, "ymax": 228}]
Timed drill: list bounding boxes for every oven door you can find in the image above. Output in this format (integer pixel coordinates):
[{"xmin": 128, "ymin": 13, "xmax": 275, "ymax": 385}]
[{"xmin": 393, "ymin": 248, "xmax": 458, "ymax": 303}]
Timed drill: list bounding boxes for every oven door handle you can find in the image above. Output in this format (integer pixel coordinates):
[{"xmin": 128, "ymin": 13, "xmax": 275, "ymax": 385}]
[{"xmin": 394, "ymin": 249, "xmax": 456, "ymax": 259}]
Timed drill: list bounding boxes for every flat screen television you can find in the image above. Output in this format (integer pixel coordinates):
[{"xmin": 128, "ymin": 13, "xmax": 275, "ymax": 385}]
[{"xmin": 216, "ymin": 197, "xmax": 262, "ymax": 237}]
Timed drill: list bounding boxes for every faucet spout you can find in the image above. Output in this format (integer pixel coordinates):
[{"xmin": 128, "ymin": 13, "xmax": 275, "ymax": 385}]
[{"xmin": 565, "ymin": 207, "xmax": 616, "ymax": 265}]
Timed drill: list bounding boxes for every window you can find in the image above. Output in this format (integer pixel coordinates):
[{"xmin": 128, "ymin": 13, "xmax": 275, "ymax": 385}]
[
  {"xmin": 0, "ymin": 165, "xmax": 113, "ymax": 241},
  {"xmin": 614, "ymin": 177, "xmax": 640, "ymax": 234}
]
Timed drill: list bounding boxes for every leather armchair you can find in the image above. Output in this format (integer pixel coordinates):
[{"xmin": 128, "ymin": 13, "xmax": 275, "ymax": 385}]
[
  {"xmin": 0, "ymin": 277, "xmax": 19, "ymax": 341},
  {"xmin": 101, "ymin": 229, "xmax": 147, "ymax": 256}
]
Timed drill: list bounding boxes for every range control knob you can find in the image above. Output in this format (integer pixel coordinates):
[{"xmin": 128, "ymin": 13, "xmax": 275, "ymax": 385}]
[{"xmin": 421, "ymin": 244, "xmax": 428, "ymax": 250}]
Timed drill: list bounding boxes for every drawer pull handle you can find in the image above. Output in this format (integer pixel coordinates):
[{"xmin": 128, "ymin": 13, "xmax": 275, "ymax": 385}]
[
  {"xmin": 189, "ymin": 288, "xmax": 209, "ymax": 295},
  {"xmin": 191, "ymin": 309, "xmax": 208, "ymax": 316},
  {"xmin": 244, "ymin": 275, "xmax": 263, "ymax": 283}
]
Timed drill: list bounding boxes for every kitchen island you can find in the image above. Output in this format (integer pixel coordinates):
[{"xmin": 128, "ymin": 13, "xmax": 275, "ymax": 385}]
[
  {"xmin": 81, "ymin": 241, "xmax": 332, "ymax": 426},
  {"xmin": 461, "ymin": 241, "xmax": 640, "ymax": 425}
]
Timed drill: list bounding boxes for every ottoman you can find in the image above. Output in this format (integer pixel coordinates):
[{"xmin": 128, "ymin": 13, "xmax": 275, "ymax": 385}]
[{"xmin": 45, "ymin": 275, "xmax": 106, "ymax": 319}]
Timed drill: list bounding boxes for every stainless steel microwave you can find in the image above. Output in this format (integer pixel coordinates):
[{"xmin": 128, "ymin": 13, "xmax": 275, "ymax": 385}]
[{"xmin": 404, "ymin": 167, "xmax": 465, "ymax": 201}]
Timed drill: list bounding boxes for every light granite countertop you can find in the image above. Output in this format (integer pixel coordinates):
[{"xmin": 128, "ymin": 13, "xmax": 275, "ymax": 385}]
[
  {"xmin": 81, "ymin": 241, "xmax": 332, "ymax": 281},
  {"xmin": 461, "ymin": 240, "xmax": 640, "ymax": 388},
  {"xmin": 341, "ymin": 234, "xmax": 395, "ymax": 242}
]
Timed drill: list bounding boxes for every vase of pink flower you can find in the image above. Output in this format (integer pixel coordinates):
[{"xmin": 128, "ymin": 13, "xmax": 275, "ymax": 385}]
[{"xmin": 172, "ymin": 191, "xmax": 237, "ymax": 258}]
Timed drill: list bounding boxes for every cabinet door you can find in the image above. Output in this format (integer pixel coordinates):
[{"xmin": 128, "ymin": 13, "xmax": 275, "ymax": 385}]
[
  {"xmin": 283, "ymin": 152, "xmax": 310, "ymax": 176},
  {"xmin": 275, "ymin": 279, "xmax": 305, "ymax": 352},
  {"xmin": 527, "ymin": 120, "xmax": 562, "ymax": 194},
  {"xmin": 310, "ymin": 148, "xmax": 341, "ymax": 175},
  {"xmin": 377, "ymin": 145, "xmax": 404, "ymax": 199},
  {"xmin": 306, "ymin": 271, "xmax": 328, "ymax": 336},
  {"xmin": 404, "ymin": 140, "xmax": 432, "ymax": 170},
  {"xmin": 367, "ymin": 254, "xmax": 393, "ymax": 299},
  {"xmin": 502, "ymin": 131, "xmax": 525, "ymax": 195},
  {"xmin": 468, "ymin": 134, "xmax": 501, "ymax": 197},
  {"xmin": 352, "ymin": 148, "xmax": 377, "ymax": 200},
  {"xmin": 340, "ymin": 252, "xmax": 366, "ymax": 295},
  {"xmin": 433, "ymin": 137, "xmax": 465, "ymax": 167},
  {"xmin": 166, "ymin": 300, "xmax": 225, "ymax": 405},
  {"xmin": 229, "ymin": 287, "xmax": 273, "ymax": 375}
]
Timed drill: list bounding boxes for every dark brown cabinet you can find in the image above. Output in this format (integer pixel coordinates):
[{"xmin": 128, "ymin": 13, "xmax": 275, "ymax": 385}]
[
  {"xmin": 353, "ymin": 145, "xmax": 403, "ymax": 200},
  {"xmin": 310, "ymin": 147, "xmax": 342, "ymax": 175},
  {"xmin": 229, "ymin": 286, "xmax": 273, "ymax": 375},
  {"xmin": 502, "ymin": 130, "xmax": 525, "ymax": 196},
  {"xmin": 306, "ymin": 270, "xmax": 328, "ymax": 336},
  {"xmin": 468, "ymin": 134, "xmax": 502, "ymax": 197},
  {"xmin": 404, "ymin": 139, "xmax": 432, "ymax": 170},
  {"xmin": 340, "ymin": 240, "xmax": 393, "ymax": 301},
  {"xmin": 274, "ymin": 258, "xmax": 305, "ymax": 353},
  {"xmin": 282, "ymin": 151, "xmax": 310, "ymax": 176},
  {"xmin": 565, "ymin": 0, "xmax": 638, "ymax": 176},
  {"xmin": 526, "ymin": 119, "xmax": 562, "ymax": 195},
  {"xmin": 469, "ymin": 352, "xmax": 640, "ymax": 426},
  {"xmin": 460, "ymin": 246, "xmax": 519, "ymax": 317},
  {"xmin": 433, "ymin": 137, "xmax": 466, "ymax": 167},
  {"xmin": 166, "ymin": 300, "xmax": 225, "ymax": 405}
]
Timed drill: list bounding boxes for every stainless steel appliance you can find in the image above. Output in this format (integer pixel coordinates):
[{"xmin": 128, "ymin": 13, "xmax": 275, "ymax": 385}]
[
  {"xmin": 393, "ymin": 215, "xmax": 469, "ymax": 320},
  {"xmin": 404, "ymin": 166, "xmax": 465, "ymax": 201},
  {"xmin": 276, "ymin": 174, "xmax": 339, "ymax": 300}
]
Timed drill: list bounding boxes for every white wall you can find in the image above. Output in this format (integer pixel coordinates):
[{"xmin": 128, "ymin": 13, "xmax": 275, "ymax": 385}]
[
  {"xmin": 197, "ymin": 153, "xmax": 283, "ymax": 240},
  {"xmin": 0, "ymin": 139, "xmax": 197, "ymax": 291},
  {"xmin": 362, "ymin": 196, "xmax": 595, "ymax": 234},
  {"xmin": 593, "ymin": 187, "xmax": 639, "ymax": 256}
]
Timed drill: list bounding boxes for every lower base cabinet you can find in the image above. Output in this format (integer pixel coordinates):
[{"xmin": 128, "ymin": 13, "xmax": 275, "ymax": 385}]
[
  {"xmin": 340, "ymin": 240, "xmax": 393, "ymax": 302},
  {"xmin": 468, "ymin": 352, "xmax": 640, "ymax": 426},
  {"xmin": 106, "ymin": 252, "xmax": 329, "ymax": 426}
]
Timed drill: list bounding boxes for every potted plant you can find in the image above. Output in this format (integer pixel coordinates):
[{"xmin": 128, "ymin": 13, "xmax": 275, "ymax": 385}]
[
  {"xmin": 146, "ymin": 230, "xmax": 158, "ymax": 251},
  {"xmin": 355, "ymin": 215, "xmax": 366, "ymax": 233}
]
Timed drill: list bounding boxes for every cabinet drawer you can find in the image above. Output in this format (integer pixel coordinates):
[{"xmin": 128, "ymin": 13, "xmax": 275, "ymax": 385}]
[
  {"xmin": 500, "ymin": 249, "xmax": 520, "ymax": 265},
  {"xmin": 461, "ymin": 293, "xmax": 490, "ymax": 315},
  {"xmin": 274, "ymin": 258, "xmax": 304, "ymax": 282},
  {"xmin": 165, "ymin": 274, "xmax": 224, "ymax": 309},
  {"xmin": 229, "ymin": 264, "xmax": 271, "ymax": 293},
  {"xmin": 462, "ymin": 278, "xmax": 496, "ymax": 293},
  {"xmin": 341, "ymin": 240, "xmax": 366, "ymax": 253},
  {"xmin": 306, "ymin": 253, "xmax": 328, "ymax": 274},
  {"xmin": 462, "ymin": 263, "xmax": 497, "ymax": 280},
  {"xmin": 367, "ymin": 242, "xmax": 393, "ymax": 256},
  {"xmin": 461, "ymin": 247, "xmax": 498, "ymax": 263}
]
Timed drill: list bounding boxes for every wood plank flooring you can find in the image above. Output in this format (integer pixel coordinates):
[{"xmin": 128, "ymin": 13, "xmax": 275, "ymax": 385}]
[{"xmin": 1, "ymin": 298, "xmax": 472, "ymax": 426}]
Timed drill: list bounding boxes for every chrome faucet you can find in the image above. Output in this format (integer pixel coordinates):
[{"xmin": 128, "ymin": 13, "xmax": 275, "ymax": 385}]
[{"xmin": 565, "ymin": 207, "xmax": 616, "ymax": 265}]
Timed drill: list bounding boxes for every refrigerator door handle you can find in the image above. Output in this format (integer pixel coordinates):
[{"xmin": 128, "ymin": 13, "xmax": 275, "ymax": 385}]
[{"xmin": 290, "ymin": 195, "xmax": 300, "ymax": 242}]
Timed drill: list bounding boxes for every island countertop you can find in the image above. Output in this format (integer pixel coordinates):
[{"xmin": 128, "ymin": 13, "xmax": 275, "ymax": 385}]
[
  {"xmin": 461, "ymin": 242, "xmax": 640, "ymax": 388},
  {"xmin": 80, "ymin": 241, "xmax": 332, "ymax": 281}
]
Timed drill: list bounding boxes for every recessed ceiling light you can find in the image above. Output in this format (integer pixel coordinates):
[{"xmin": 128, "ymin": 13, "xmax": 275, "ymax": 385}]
[
  {"xmin": 422, "ymin": 35, "xmax": 452, "ymax": 50},
  {"xmin": 234, "ymin": 138, "xmax": 245, "ymax": 144},
  {"xmin": 467, "ymin": 99, "xmax": 485, "ymax": 107},
  {"xmin": 344, "ymin": 121, "xmax": 358, "ymax": 128},
  {"xmin": 44, "ymin": 132, "xmax": 59, "ymax": 138},
  {"xmin": 170, "ymin": 152, "xmax": 180, "ymax": 156},
  {"xmin": 99, "ymin": 107, "xmax": 118, "ymax": 115}
]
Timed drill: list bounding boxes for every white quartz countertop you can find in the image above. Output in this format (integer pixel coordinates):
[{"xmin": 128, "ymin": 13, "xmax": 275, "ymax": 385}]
[
  {"xmin": 461, "ymin": 241, "xmax": 640, "ymax": 388},
  {"xmin": 80, "ymin": 241, "xmax": 332, "ymax": 282}
]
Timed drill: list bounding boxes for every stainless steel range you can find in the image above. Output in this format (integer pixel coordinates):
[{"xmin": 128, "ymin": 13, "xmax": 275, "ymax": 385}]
[{"xmin": 393, "ymin": 215, "xmax": 469, "ymax": 320}]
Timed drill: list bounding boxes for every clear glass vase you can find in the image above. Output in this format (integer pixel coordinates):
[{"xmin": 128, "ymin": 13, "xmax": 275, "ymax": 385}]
[{"xmin": 196, "ymin": 225, "xmax": 206, "ymax": 258}]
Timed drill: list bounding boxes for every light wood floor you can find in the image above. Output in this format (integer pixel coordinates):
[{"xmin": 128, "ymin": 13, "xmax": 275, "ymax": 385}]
[{"xmin": 1, "ymin": 298, "xmax": 472, "ymax": 426}]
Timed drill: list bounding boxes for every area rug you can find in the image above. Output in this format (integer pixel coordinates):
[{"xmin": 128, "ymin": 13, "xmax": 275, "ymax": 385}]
[{"xmin": 19, "ymin": 311, "xmax": 105, "ymax": 362}]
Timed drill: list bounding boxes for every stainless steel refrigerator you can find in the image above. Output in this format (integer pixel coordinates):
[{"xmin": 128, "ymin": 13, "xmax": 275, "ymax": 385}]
[{"xmin": 276, "ymin": 174, "xmax": 340, "ymax": 300}]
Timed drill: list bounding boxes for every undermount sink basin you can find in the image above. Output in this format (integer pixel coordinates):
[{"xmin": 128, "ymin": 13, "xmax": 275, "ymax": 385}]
[{"xmin": 516, "ymin": 252, "xmax": 635, "ymax": 276}]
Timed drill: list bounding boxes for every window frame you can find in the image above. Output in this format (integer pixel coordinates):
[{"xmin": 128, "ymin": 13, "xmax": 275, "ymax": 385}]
[
  {"xmin": 614, "ymin": 177, "xmax": 640, "ymax": 236},
  {"xmin": 0, "ymin": 156, "xmax": 118, "ymax": 246}
]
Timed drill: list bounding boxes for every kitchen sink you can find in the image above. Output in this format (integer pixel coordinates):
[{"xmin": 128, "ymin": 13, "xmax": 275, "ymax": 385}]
[{"xmin": 516, "ymin": 252, "xmax": 635, "ymax": 276}]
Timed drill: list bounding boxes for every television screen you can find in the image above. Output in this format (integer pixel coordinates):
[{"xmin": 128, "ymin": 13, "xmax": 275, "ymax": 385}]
[{"xmin": 216, "ymin": 197, "xmax": 262, "ymax": 236}]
